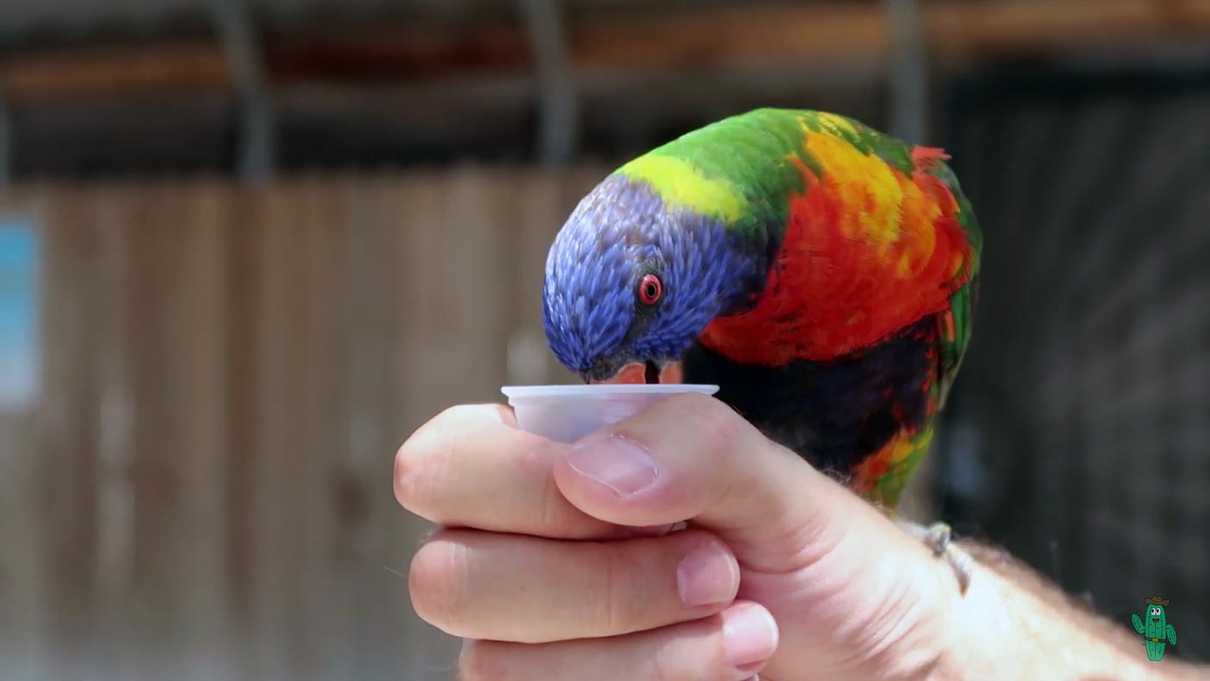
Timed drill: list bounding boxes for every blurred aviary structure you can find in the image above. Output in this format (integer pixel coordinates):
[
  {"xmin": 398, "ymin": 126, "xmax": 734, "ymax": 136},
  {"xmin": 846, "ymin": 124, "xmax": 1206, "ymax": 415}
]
[
  {"xmin": 0, "ymin": 2, "xmax": 1208, "ymax": 680},
  {"xmin": 0, "ymin": 171, "xmax": 600, "ymax": 681},
  {"xmin": 936, "ymin": 68, "xmax": 1210, "ymax": 660}
]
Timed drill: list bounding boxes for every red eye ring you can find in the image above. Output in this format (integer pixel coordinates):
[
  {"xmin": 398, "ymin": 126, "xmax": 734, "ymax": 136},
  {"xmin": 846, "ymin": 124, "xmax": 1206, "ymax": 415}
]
[{"xmin": 638, "ymin": 273, "xmax": 663, "ymax": 305}]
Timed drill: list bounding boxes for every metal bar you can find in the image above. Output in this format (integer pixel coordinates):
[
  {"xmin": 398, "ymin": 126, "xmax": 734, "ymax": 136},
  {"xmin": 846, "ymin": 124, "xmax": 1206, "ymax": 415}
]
[
  {"xmin": 884, "ymin": 0, "xmax": 927, "ymax": 143},
  {"xmin": 519, "ymin": 0, "xmax": 578, "ymax": 164},
  {"xmin": 208, "ymin": 0, "xmax": 274, "ymax": 180},
  {"xmin": 0, "ymin": 86, "xmax": 11, "ymax": 186}
]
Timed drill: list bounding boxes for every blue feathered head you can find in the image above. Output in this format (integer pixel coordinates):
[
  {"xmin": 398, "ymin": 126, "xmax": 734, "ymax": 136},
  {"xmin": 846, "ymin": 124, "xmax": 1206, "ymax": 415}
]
[{"xmin": 542, "ymin": 174, "xmax": 762, "ymax": 382}]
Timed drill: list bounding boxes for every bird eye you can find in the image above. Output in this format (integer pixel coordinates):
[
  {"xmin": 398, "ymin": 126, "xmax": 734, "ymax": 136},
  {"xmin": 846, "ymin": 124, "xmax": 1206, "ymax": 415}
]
[{"xmin": 638, "ymin": 273, "xmax": 663, "ymax": 305}]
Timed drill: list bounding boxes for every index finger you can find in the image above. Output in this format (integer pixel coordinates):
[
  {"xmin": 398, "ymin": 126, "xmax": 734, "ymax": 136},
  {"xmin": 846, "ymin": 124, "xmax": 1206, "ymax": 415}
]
[{"xmin": 395, "ymin": 403, "xmax": 653, "ymax": 539}]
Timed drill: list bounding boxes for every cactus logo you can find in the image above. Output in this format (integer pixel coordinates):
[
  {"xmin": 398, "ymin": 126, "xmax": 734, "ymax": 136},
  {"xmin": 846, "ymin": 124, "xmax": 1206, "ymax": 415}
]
[{"xmin": 1130, "ymin": 596, "xmax": 1178, "ymax": 662}]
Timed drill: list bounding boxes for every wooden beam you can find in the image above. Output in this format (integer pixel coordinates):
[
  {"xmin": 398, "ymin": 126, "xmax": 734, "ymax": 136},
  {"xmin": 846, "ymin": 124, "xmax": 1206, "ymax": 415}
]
[
  {"xmin": 571, "ymin": 4, "xmax": 888, "ymax": 73},
  {"xmin": 263, "ymin": 22, "xmax": 531, "ymax": 84},
  {"xmin": 0, "ymin": 21, "xmax": 530, "ymax": 103},
  {"xmin": 1, "ymin": 1, "xmax": 1208, "ymax": 104},
  {"xmin": 0, "ymin": 41, "xmax": 230, "ymax": 103},
  {"xmin": 571, "ymin": 0, "xmax": 1210, "ymax": 72},
  {"xmin": 924, "ymin": 0, "xmax": 1210, "ymax": 58}
]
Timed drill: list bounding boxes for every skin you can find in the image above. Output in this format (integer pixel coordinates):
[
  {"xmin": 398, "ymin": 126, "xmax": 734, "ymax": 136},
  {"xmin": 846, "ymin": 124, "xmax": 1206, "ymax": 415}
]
[{"xmin": 396, "ymin": 395, "xmax": 1207, "ymax": 681}]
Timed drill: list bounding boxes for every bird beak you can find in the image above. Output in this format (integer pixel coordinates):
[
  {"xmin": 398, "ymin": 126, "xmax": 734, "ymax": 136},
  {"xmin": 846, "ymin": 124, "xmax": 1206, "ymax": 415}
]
[
  {"xmin": 659, "ymin": 361, "xmax": 685, "ymax": 384},
  {"xmin": 589, "ymin": 360, "xmax": 684, "ymax": 385}
]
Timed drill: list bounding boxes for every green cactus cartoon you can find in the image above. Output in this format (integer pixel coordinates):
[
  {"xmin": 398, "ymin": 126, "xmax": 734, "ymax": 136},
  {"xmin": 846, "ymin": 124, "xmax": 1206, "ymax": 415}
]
[{"xmin": 1131, "ymin": 596, "xmax": 1178, "ymax": 662}]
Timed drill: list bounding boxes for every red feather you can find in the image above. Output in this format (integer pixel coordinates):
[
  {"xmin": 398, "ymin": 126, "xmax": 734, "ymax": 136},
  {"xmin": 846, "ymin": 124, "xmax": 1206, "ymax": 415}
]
[{"xmin": 700, "ymin": 136, "xmax": 974, "ymax": 366}]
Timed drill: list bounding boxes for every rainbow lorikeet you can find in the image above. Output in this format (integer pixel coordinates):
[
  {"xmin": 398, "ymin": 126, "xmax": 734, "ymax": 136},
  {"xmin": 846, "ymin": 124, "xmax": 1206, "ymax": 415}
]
[{"xmin": 542, "ymin": 108, "xmax": 981, "ymax": 507}]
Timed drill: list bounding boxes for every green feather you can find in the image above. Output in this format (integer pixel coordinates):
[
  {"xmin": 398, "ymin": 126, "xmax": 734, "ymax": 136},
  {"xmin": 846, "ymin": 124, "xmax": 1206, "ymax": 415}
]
[
  {"xmin": 920, "ymin": 157, "xmax": 982, "ymax": 407},
  {"xmin": 618, "ymin": 108, "xmax": 808, "ymax": 242},
  {"xmin": 615, "ymin": 107, "xmax": 961, "ymax": 235}
]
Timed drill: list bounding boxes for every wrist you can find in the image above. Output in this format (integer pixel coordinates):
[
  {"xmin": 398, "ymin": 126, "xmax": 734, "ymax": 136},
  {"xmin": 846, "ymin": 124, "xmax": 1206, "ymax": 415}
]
[
  {"xmin": 936, "ymin": 546, "xmax": 1159, "ymax": 681},
  {"xmin": 934, "ymin": 557, "xmax": 1031, "ymax": 680}
]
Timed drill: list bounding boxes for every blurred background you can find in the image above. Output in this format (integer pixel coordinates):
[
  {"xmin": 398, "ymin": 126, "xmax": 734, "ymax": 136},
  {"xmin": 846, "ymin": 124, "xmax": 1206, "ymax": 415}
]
[{"xmin": 0, "ymin": 1, "xmax": 1208, "ymax": 678}]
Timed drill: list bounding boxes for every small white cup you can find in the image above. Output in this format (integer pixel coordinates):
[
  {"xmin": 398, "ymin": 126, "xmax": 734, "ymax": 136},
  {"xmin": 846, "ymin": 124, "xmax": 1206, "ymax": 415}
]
[{"xmin": 501, "ymin": 384, "xmax": 720, "ymax": 443}]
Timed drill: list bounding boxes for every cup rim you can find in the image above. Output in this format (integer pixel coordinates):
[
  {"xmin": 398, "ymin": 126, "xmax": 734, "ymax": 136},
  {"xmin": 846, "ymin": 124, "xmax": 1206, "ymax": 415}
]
[{"xmin": 502, "ymin": 384, "xmax": 719, "ymax": 400}]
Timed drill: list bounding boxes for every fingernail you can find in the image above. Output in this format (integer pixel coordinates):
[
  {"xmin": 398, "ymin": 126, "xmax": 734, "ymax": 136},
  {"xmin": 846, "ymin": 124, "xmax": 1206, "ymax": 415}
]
[
  {"xmin": 567, "ymin": 435, "xmax": 658, "ymax": 496},
  {"xmin": 677, "ymin": 544, "xmax": 738, "ymax": 607},
  {"xmin": 722, "ymin": 603, "xmax": 778, "ymax": 669},
  {"xmin": 492, "ymin": 404, "xmax": 517, "ymax": 426}
]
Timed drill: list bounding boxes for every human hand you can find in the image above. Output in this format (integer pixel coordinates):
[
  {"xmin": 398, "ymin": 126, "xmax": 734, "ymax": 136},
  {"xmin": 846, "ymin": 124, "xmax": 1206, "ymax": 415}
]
[{"xmin": 396, "ymin": 394, "xmax": 965, "ymax": 681}]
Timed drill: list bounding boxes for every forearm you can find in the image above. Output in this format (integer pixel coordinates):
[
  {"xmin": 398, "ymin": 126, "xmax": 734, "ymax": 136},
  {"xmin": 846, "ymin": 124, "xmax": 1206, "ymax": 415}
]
[{"xmin": 939, "ymin": 541, "xmax": 1204, "ymax": 681}]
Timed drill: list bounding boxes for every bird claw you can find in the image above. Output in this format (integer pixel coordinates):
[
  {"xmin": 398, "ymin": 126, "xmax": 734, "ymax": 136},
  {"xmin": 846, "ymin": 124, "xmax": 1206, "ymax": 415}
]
[
  {"xmin": 922, "ymin": 521, "xmax": 952, "ymax": 556},
  {"xmin": 897, "ymin": 520, "xmax": 972, "ymax": 595}
]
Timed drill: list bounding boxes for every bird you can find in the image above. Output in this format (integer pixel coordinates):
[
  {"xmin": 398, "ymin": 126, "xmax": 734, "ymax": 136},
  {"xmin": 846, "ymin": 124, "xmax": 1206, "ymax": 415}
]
[{"xmin": 542, "ymin": 108, "xmax": 981, "ymax": 510}]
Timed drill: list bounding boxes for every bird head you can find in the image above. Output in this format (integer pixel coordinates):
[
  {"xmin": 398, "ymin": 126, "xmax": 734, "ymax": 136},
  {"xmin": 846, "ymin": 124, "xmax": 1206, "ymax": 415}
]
[{"xmin": 542, "ymin": 174, "xmax": 762, "ymax": 384}]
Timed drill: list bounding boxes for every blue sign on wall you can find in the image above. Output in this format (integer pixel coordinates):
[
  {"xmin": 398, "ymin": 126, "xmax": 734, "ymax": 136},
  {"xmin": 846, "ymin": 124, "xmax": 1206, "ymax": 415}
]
[{"xmin": 0, "ymin": 218, "xmax": 38, "ymax": 410}]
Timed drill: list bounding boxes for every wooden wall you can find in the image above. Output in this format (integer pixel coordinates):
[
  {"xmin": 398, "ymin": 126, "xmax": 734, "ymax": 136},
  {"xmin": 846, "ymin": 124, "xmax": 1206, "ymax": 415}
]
[{"xmin": 0, "ymin": 168, "xmax": 602, "ymax": 681}]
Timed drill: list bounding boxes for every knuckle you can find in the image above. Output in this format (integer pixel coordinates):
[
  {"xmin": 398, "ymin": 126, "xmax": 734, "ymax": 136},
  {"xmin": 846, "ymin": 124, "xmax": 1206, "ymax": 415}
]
[
  {"xmin": 595, "ymin": 540, "xmax": 668, "ymax": 634},
  {"xmin": 594, "ymin": 544, "xmax": 623, "ymax": 634},
  {"xmin": 589, "ymin": 543, "xmax": 640, "ymax": 635},
  {"xmin": 408, "ymin": 532, "xmax": 471, "ymax": 636}
]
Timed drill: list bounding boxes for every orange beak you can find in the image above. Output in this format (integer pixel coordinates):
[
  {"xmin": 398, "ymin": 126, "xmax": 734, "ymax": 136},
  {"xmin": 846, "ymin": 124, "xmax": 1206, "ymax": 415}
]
[{"xmin": 589, "ymin": 361, "xmax": 684, "ymax": 385}]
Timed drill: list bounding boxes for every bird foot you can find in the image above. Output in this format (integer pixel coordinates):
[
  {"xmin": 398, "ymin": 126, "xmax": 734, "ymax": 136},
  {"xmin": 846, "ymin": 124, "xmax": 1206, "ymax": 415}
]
[{"xmin": 897, "ymin": 520, "xmax": 973, "ymax": 595}]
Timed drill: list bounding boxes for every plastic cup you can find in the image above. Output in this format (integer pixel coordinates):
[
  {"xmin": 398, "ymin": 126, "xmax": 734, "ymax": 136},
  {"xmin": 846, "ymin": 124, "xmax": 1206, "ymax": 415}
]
[{"xmin": 501, "ymin": 384, "xmax": 720, "ymax": 443}]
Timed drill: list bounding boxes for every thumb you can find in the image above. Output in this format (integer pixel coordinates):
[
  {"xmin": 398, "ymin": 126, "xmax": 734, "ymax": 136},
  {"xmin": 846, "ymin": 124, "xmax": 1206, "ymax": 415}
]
[
  {"xmin": 551, "ymin": 393, "xmax": 921, "ymax": 572},
  {"xmin": 553, "ymin": 394, "xmax": 965, "ymax": 681}
]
